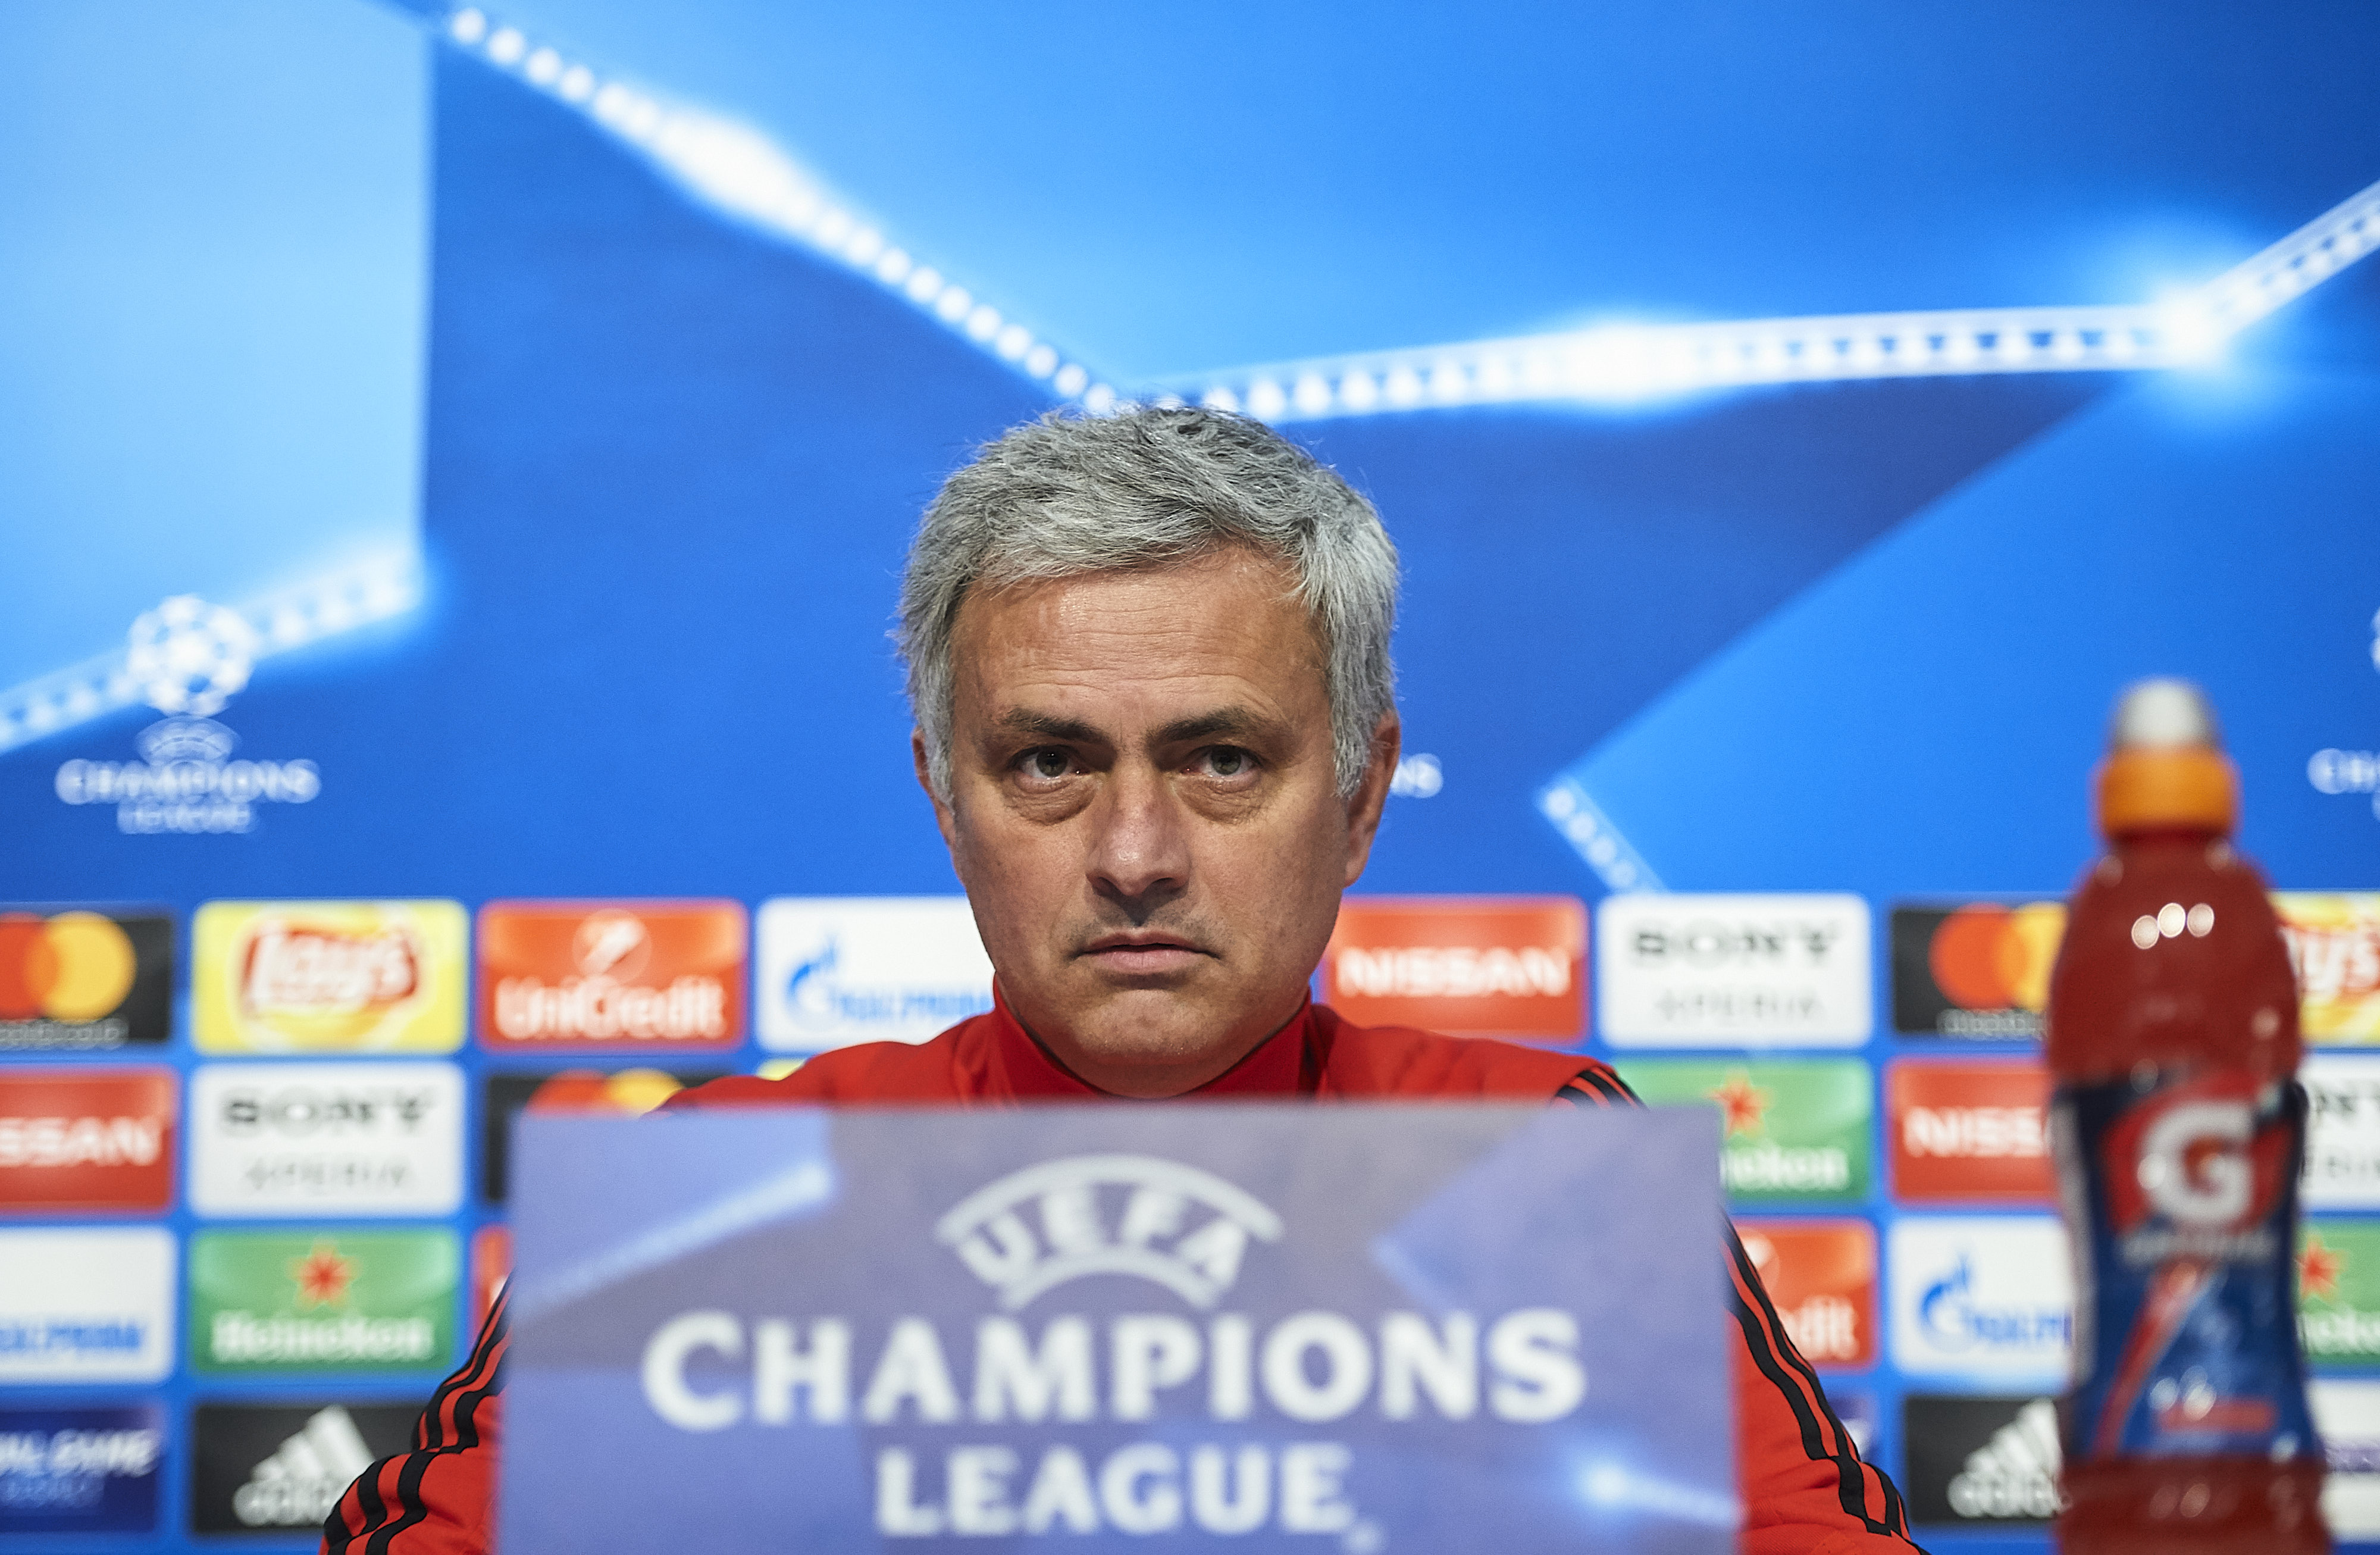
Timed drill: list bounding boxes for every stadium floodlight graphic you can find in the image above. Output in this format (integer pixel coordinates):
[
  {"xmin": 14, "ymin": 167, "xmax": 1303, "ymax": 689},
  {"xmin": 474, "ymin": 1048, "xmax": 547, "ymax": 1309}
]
[
  {"xmin": 1, "ymin": 0, "xmax": 2371, "ymax": 787},
  {"xmin": 432, "ymin": 4, "xmax": 2380, "ymax": 422},
  {"xmin": 0, "ymin": 552, "xmax": 420, "ymax": 757}
]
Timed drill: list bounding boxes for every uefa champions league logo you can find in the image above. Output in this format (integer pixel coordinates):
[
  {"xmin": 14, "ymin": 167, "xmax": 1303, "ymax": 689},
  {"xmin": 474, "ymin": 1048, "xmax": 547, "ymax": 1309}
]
[
  {"xmin": 126, "ymin": 594, "xmax": 258, "ymax": 717},
  {"xmin": 52, "ymin": 596, "xmax": 321, "ymax": 834}
]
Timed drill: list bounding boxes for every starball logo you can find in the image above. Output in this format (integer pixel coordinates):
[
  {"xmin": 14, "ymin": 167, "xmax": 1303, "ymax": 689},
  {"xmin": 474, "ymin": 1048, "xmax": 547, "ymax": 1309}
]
[
  {"xmin": 635, "ymin": 1153, "xmax": 1591, "ymax": 1541},
  {"xmin": 937, "ymin": 1156, "xmax": 1285, "ymax": 1311},
  {"xmin": 51, "ymin": 597, "xmax": 322, "ymax": 835}
]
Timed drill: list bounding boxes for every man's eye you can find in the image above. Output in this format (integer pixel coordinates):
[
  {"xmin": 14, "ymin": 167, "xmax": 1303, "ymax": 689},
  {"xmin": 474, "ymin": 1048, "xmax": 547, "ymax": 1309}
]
[
  {"xmin": 1025, "ymin": 749, "xmax": 1071, "ymax": 780},
  {"xmin": 1205, "ymin": 747, "xmax": 1251, "ymax": 778}
]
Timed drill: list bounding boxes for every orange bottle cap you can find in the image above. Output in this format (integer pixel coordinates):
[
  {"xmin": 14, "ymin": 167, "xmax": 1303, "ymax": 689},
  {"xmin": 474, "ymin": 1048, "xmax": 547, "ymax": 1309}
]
[{"xmin": 2093, "ymin": 678, "xmax": 2238, "ymax": 836}]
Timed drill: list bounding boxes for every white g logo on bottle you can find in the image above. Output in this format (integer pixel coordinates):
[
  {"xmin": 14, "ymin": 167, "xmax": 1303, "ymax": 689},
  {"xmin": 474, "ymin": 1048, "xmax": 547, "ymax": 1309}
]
[{"xmin": 2136, "ymin": 1100, "xmax": 2253, "ymax": 1226}]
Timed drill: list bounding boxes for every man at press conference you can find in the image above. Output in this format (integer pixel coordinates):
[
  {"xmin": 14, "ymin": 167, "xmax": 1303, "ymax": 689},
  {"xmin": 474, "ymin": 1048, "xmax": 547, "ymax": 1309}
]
[{"xmin": 322, "ymin": 407, "xmax": 1917, "ymax": 1554}]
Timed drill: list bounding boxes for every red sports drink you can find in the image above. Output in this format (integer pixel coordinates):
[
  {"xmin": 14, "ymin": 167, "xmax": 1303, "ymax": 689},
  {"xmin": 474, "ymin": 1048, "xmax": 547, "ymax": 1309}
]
[{"xmin": 2047, "ymin": 679, "xmax": 2327, "ymax": 1553}]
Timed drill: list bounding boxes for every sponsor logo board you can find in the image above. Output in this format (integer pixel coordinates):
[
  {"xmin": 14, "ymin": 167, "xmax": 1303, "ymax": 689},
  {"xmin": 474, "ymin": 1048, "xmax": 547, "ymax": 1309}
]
[
  {"xmin": 0, "ymin": 1227, "xmax": 175, "ymax": 1382},
  {"xmin": 479, "ymin": 900, "xmax": 744, "ymax": 1049},
  {"xmin": 0, "ymin": 909, "xmax": 172, "ymax": 1050},
  {"xmin": 1887, "ymin": 1217, "xmax": 2072, "ymax": 1382},
  {"xmin": 1320, "ymin": 897, "xmax": 1586, "ymax": 1040},
  {"xmin": 1889, "ymin": 902, "xmax": 2063, "ymax": 1038},
  {"xmin": 1738, "ymin": 1219, "xmax": 1876, "ymax": 1368},
  {"xmin": 2277, "ymin": 893, "xmax": 2380, "ymax": 1043},
  {"xmin": 756, "ymin": 896, "xmax": 992, "ymax": 1052},
  {"xmin": 190, "ymin": 1401, "xmax": 420, "ymax": 1534},
  {"xmin": 194, "ymin": 900, "xmax": 466, "ymax": 1053},
  {"xmin": 0, "ymin": 1066, "xmax": 176, "ymax": 1211},
  {"xmin": 190, "ymin": 1229, "xmax": 458, "ymax": 1374},
  {"xmin": 1596, "ymin": 893, "xmax": 1871, "ymax": 1047},
  {"xmin": 481, "ymin": 1068, "xmax": 725, "ymax": 1203},
  {"xmin": 1886, "ymin": 1059, "xmax": 2053, "ymax": 1203},
  {"xmin": 0, "ymin": 1404, "xmax": 165, "ymax": 1534},
  {"xmin": 189, "ymin": 1062, "xmax": 464, "ymax": 1217},
  {"xmin": 2314, "ymin": 1379, "xmax": 2380, "ymax": 1538},
  {"xmin": 1613, "ymin": 1058, "xmax": 1871, "ymax": 1204},
  {"xmin": 2303, "ymin": 1055, "xmax": 2380, "ymax": 1209},
  {"xmin": 1901, "ymin": 1394, "xmax": 2063, "ymax": 1526},
  {"xmin": 2298, "ymin": 1219, "xmax": 2380, "ymax": 1365}
]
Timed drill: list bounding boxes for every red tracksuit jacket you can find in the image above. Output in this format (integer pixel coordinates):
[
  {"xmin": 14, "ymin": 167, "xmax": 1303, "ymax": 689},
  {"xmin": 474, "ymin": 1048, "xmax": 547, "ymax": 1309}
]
[{"xmin": 322, "ymin": 997, "xmax": 1919, "ymax": 1554}]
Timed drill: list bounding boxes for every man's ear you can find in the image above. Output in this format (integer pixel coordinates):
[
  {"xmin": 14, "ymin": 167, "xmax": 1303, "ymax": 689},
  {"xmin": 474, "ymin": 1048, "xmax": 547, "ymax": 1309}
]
[
  {"xmin": 1340, "ymin": 712, "xmax": 1401, "ymax": 888},
  {"xmin": 913, "ymin": 730, "xmax": 960, "ymax": 852}
]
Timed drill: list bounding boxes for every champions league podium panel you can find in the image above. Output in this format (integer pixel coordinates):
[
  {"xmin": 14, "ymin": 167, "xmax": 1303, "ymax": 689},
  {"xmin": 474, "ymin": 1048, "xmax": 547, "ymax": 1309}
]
[{"xmin": 502, "ymin": 1102, "xmax": 1733, "ymax": 1554}]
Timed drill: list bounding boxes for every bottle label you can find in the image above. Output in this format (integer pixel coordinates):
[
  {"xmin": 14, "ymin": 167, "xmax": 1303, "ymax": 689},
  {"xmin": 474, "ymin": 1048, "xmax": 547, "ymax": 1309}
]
[{"xmin": 2056, "ymin": 1070, "xmax": 2319, "ymax": 1462}]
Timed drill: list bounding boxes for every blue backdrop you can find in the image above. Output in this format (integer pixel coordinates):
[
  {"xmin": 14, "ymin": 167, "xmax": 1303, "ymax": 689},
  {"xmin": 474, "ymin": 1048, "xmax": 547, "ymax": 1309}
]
[{"xmin": 4, "ymin": 2, "xmax": 2379, "ymax": 1551}]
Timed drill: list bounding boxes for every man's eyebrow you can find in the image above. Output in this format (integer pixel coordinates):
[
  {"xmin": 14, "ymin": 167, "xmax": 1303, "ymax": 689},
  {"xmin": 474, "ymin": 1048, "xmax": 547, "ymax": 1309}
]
[
  {"xmin": 1153, "ymin": 706, "xmax": 1274, "ymax": 746},
  {"xmin": 995, "ymin": 709, "xmax": 1106, "ymax": 744}
]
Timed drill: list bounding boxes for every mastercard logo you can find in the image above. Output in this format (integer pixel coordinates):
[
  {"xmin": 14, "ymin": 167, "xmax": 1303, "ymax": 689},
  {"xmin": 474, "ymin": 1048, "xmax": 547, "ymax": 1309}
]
[
  {"xmin": 0, "ymin": 912, "xmax": 139, "ymax": 1022},
  {"xmin": 1927, "ymin": 902, "xmax": 2066, "ymax": 1012}
]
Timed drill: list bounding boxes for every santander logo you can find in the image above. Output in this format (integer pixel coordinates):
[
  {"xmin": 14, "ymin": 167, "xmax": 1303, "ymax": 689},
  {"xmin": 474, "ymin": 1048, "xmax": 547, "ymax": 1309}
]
[{"xmin": 935, "ymin": 1156, "xmax": 1285, "ymax": 1310}]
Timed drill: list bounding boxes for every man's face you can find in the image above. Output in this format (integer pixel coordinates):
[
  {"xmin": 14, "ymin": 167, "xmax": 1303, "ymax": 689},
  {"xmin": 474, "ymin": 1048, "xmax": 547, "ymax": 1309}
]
[{"xmin": 919, "ymin": 546, "xmax": 1396, "ymax": 1097}]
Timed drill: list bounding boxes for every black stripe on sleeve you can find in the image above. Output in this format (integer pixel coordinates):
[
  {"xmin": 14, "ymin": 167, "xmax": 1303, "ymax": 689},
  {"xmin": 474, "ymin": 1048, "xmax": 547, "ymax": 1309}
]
[
  {"xmin": 320, "ymin": 1455, "xmax": 387, "ymax": 1553},
  {"xmin": 365, "ymin": 1450, "xmax": 437, "ymax": 1555},
  {"xmin": 1724, "ymin": 1225, "xmax": 1899, "ymax": 1537},
  {"xmin": 1568, "ymin": 1064, "xmax": 1639, "ymax": 1106}
]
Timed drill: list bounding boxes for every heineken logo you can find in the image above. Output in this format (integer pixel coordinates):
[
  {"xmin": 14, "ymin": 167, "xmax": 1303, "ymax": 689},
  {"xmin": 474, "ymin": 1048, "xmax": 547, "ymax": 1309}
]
[
  {"xmin": 2300, "ymin": 1221, "xmax": 2380, "ymax": 1359},
  {"xmin": 1616, "ymin": 1058, "xmax": 1871, "ymax": 1204},
  {"xmin": 190, "ymin": 1229, "xmax": 457, "ymax": 1374}
]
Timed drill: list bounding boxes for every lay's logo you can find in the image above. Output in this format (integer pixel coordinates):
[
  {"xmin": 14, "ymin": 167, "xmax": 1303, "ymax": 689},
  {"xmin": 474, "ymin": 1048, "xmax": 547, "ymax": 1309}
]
[
  {"xmin": 195, "ymin": 902, "xmax": 466, "ymax": 1054},
  {"xmin": 935, "ymin": 1155, "xmax": 1285, "ymax": 1310},
  {"xmin": 1321, "ymin": 897, "xmax": 1584, "ymax": 1041},
  {"xmin": 2275, "ymin": 894, "xmax": 2380, "ymax": 1043}
]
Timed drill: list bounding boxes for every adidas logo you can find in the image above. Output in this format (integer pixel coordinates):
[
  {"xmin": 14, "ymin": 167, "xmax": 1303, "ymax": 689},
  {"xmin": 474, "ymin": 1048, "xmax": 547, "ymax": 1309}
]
[
  {"xmin": 1947, "ymin": 1397, "xmax": 2065, "ymax": 1520},
  {"xmin": 230, "ymin": 1406, "xmax": 374, "ymax": 1528},
  {"xmin": 935, "ymin": 1154, "xmax": 1284, "ymax": 1310}
]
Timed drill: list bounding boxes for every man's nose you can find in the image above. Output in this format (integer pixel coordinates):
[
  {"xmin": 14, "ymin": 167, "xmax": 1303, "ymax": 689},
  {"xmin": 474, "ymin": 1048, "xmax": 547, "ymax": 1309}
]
[{"xmin": 1085, "ymin": 762, "xmax": 1190, "ymax": 912}]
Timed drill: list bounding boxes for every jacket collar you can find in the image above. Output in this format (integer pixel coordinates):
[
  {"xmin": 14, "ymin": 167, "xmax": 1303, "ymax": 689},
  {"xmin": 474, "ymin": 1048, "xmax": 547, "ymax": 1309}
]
[{"xmin": 981, "ymin": 983, "xmax": 1316, "ymax": 1101}]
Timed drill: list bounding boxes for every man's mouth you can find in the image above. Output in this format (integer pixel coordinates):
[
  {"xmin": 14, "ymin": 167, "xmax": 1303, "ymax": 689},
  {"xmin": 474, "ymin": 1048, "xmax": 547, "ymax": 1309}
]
[{"xmin": 1078, "ymin": 933, "xmax": 1211, "ymax": 976}]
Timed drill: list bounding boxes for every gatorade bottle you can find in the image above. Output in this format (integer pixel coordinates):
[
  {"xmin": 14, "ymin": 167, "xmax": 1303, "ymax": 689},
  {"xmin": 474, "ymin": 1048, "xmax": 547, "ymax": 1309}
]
[{"xmin": 2047, "ymin": 678, "xmax": 2326, "ymax": 1553}]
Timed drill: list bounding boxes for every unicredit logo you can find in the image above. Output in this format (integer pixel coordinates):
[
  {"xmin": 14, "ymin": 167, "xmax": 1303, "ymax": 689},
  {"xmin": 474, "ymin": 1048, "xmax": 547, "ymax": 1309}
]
[
  {"xmin": 937, "ymin": 1156, "xmax": 1285, "ymax": 1310},
  {"xmin": 480, "ymin": 902, "xmax": 744, "ymax": 1047}
]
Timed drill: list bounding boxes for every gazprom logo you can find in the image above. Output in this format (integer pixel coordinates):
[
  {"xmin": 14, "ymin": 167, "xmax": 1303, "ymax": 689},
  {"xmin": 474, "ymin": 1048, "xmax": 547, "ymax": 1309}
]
[{"xmin": 935, "ymin": 1156, "xmax": 1285, "ymax": 1311}]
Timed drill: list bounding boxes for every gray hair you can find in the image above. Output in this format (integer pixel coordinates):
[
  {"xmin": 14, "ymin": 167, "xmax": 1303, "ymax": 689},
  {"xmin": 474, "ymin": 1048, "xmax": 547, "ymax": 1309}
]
[{"xmin": 898, "ymin": 406, "xmax": 1399, "ymax": 800}]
